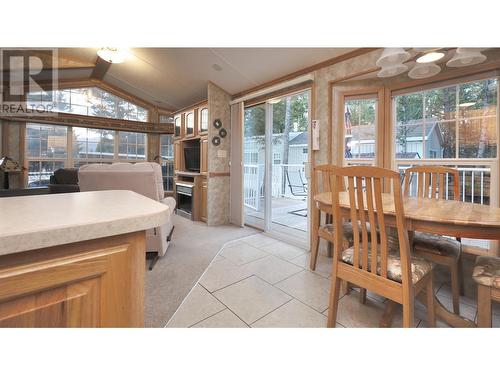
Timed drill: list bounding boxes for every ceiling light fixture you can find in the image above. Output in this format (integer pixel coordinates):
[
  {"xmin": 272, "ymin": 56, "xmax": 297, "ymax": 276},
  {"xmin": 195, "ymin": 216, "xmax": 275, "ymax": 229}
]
[
  {"xmin": 446, "ymin": 48, "xmax": 486, "ymax": 67},
  {"xmin": 97, "ymin": 48, "xmax": 129, "ymax": 64},
  {"xmin": 416, "ymin": 51, "xmax": 445, "ymax": 63},
  {"xmin": 377, "ymin": 63, "xmax": 408, "ymax": 78},
  {"xmin": 408, "ymin": 63, "xmax": 441, "ymax": 79},
  {"xmin": 376, "ymin": 48, "xmax": 410, "ymax": 67}
]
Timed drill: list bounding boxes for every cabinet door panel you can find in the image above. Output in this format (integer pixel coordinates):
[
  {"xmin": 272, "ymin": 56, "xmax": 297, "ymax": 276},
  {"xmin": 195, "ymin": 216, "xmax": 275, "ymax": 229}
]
[
  {"xmin": 0, "ymin": 232, "xmax": 145, "ymax": 328},
  {"xmin": 201, "ymin": 178, "xmax": 208, "ymax": 222},
  {"xmin": 200, "ymin": 138, "xmax": 208, "ymax": 174}
]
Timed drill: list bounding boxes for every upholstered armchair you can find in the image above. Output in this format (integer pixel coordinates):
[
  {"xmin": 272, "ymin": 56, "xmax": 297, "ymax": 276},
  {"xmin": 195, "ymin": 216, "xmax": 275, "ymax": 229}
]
[{"xmin": 78, "ymin": 162, "xmax": 176, "ymax": 268}]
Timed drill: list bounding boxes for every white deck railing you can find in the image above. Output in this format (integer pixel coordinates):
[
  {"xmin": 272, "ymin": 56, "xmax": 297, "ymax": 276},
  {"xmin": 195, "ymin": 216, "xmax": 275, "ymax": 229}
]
[{"xmin": 244, "ymin": 163, "xmax": 306, "ymax": 210}]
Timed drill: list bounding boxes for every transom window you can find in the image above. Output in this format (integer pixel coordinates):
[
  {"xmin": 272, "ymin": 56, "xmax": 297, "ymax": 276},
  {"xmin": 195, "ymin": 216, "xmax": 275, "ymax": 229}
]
[{"xmin": 27, "ymin": 87, "xmax": 148, "ymax": 122}]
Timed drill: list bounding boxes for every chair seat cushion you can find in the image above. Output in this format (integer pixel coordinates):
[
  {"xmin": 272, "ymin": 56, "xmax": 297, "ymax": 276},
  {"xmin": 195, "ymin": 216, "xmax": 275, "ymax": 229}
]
[
  {"xmin": 473, "ymin": 256, "xmax": 500, "ymax": 289},
  {"xmin": 341, "ymin": 246, "xmax": 432, "ymax": 284},
  {"xmin": 412, "ymin": 232, "xmax": 460, "ymax": 259}
]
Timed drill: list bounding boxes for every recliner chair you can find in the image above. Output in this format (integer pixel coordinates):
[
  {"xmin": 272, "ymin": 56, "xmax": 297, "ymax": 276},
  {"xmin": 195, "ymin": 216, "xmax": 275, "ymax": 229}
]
[{"xmin": 78, "ymin": 162, "xmax": 176, "ymax": 269}]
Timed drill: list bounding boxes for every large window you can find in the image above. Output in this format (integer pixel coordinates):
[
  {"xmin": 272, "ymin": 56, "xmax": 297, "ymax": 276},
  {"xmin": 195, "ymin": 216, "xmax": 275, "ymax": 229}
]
[
  {"xmin": 26, "ymin": 123, "xmax": 148, "ymax": 186},
  {"xmin": 27, "ymin": 87, "xmax": 148, "ymax": 122},
  {"xmin": 119, "ymin": 131, "xmax": 146, "ymax": 160},
  {"xmin": 394, "ymin": 78, "xmax": 498, "ymax": 160},
  {"xmin": 73, "ymin": 127, "xmax": 115, "ymax": 163},
  {"xmin": 160, "ymin": 134, "xmax": 174, "ymax": 191},
  {"xmin": 26, "ymin": 123, "xmax": 67, "ymax": 187},
  {"xmin": 394, "ymin": 77, "xmax": 499, "ymax": 205},
  {"xmin": 344, "ymin": 97, "xmax": 378, "ymax": 164}
]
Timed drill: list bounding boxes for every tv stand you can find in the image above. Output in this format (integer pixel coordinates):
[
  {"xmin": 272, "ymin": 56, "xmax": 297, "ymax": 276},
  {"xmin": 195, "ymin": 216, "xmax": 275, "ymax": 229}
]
[{"xmin": 174, "ymin": 172, "xmax": 205, "ymax": 221}]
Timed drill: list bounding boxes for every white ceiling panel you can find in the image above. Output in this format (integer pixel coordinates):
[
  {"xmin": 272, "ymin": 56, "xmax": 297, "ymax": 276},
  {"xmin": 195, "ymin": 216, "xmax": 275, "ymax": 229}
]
[{"xmin": 58, "ymin": 48, "xmax": 356, "ymax": 110}]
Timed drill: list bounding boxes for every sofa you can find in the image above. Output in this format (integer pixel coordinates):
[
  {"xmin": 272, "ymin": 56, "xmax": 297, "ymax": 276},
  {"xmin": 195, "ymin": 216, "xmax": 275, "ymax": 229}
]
[
  {"xmin": 78, "ymin": 162, "xmax": 176, "ymax": 263},
  {"xmin": 49, "ymin": 168, "xmax": 80, "ymax": 194}
]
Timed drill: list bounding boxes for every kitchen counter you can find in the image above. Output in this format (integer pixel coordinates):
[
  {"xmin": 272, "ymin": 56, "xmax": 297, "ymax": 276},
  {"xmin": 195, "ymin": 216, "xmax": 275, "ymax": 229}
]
[
  {"xmin": 0, "ymin": 190, "xmax": 168, "ymax": 255},
  {"xmin": 0, "ymin": 190, "xmax": 170, "ymax": 327}
]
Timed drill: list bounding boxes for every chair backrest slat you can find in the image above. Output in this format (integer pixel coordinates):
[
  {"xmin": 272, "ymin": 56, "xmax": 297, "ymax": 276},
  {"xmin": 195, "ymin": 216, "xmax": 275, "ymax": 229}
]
[
  {"xmin": 347, "ymin": 176, "xmax": 360, "ymax": 269},
  {"xmin": 373, "ymin": 177, "xmax": 388, "ymax": 278}
]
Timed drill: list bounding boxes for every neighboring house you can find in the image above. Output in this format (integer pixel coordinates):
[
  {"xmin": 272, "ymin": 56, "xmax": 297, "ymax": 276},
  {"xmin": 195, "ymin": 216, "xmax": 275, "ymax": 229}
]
[{"xmin": 345, "ymin": 119, "xmax": 444, "ymax": 159}]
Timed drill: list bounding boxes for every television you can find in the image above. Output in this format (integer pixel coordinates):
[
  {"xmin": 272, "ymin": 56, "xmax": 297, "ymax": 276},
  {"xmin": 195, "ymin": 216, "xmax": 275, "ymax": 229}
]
[{"xmin": 184, "ymin": 146, "xmax": 200, "ymax": 172}]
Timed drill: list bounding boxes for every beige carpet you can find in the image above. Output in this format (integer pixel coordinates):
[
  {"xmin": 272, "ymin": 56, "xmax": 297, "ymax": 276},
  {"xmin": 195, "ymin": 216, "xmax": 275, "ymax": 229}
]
[{"xmin": 145, "ymin": 214, "xmax": 258, "ymax": 327}]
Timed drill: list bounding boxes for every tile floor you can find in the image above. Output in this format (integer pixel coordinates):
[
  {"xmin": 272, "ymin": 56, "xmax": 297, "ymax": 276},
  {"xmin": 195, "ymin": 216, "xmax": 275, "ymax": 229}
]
[{"xmin": 166, "ymin": 234, "xmax": 500, "ymax": 328}]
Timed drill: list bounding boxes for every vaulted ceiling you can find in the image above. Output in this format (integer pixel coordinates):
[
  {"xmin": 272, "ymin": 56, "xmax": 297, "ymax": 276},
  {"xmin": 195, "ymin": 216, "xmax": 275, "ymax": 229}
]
[{"xmin": 56, "ymin": 48, "xmax": 356, "ymax": 110}]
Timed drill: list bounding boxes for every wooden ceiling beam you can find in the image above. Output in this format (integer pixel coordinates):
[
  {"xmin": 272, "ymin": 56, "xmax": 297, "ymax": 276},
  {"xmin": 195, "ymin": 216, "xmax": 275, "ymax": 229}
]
[{"xmin": 90, "ymin": 57, "xmax": 111, "ymax": 80}]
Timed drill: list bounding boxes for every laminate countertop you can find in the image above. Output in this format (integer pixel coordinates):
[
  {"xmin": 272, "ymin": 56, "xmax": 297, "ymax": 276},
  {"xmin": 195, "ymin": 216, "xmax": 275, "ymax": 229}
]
[{"xmin": 0, "ymin": 190, "xmax": 170, "ymax": 256}]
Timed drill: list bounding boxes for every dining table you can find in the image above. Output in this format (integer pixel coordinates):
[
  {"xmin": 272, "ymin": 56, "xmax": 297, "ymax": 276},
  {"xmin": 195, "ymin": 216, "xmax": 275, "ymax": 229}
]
[{"xmin": 313, "ymin": 191, "xmax": 500, "ymax": 328}]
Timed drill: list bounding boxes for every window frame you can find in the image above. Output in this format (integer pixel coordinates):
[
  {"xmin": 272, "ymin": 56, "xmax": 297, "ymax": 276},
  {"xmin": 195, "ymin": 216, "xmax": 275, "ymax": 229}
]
[
  {"xmin": 390, "ymin": 74, "xmax": 500, "ymax": 208},
  {"xmin": 340, "ymin": 88, "xmax": 385, "ymax": 167},
  {"xmin": 159, "ymin": 134, "xmax": 174, "ymax": 192}
]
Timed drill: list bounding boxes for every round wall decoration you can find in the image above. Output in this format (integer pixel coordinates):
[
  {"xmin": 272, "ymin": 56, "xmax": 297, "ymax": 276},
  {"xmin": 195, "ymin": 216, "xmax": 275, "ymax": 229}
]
[
  {"xmin": 219, "ymin": 128, "xmax": 227, "ymax": 138},
  {"xmin": 212, "ymin": 136, "xmax": 221, "ymax": 146},
  {"xmin": 213, "ymin": 119, "xmax": 222, "ymax": 129}
]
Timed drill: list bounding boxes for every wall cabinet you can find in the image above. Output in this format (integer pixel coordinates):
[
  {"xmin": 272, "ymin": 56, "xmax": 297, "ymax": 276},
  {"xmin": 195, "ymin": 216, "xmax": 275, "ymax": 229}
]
[
  {"xmin": 199, "ymin": 107, "xmax": 209, "ymax": 134},
  {"xmin": 173, "ymin": 101, "xmax": 209, "ymax": 224},
  {"xmin": 173, "ymin": 141, "xmax": 182, "ymax": 171},
  {"xmin": 185, "ymin": 111, "xmax": 195, "ymax": 137},
  {"xmin": 174, "ymin": 115, "xmax": 182, "ymax": 138}
]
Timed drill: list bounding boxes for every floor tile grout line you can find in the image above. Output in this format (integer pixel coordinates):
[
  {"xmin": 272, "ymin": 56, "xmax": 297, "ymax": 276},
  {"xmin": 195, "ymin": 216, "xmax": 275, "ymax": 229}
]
[
  {"xmin": 248, "ymin": 298, "xmax": 294, "ymax": 326},
  {"xmin": 201, "ymin": 283, "xmax": 252, "ymax": 327},
  {"xmin": 252, "ymin": 297, "xmax": 330, "ymax": 327},
  {"xmin": 164, "ymin": 233, "xmax": 262, "ymax": 328},
  {"xmin": 205, "ymin": 274, "xmax": 255, "ymax": 294}
]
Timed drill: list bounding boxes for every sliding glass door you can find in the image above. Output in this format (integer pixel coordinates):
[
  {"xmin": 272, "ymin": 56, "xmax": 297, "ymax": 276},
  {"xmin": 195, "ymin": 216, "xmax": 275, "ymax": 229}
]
[
  {"xmin": 243, "ymin": 104, "xmax": 266, "ymax": 229},
  {"xmin": 243, "ymin": 90, "xmax": 310, "ymax": 245}
]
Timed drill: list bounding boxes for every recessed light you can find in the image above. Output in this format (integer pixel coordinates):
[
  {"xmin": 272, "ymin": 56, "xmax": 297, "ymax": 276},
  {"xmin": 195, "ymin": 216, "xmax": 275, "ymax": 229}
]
[{"xmin": 416, "ymin": 52, "xmax": 445, "ymax": 64}]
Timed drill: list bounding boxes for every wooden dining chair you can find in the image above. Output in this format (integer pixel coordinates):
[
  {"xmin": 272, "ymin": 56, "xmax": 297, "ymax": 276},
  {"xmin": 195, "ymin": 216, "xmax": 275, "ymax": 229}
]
[
  {"xmin": 473, "ymin": 256, "xmax": 500, "ymax": 327},
  {"xmin": 310, "ymin": 164, "xmax": 343, "ymax": 270},
  {"xmin": 403, "ymin": 165, "xmax": 463, "ymax": 314},
  {"xmin": 327, "ymin": 166, "xmax": 436, "ymax": 328}
]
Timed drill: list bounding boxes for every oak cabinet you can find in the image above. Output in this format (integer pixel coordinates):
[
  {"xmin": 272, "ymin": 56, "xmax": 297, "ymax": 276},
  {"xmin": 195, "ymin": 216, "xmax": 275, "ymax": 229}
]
[
  {"xmin": 199, "ymin": 107, "xmax": 209, "ymax": 135},
  {"xmin": 185, "ymin": 111, "xmax": 195, "ymax": 137},
  {"xmin": 0, "ymin": 232, "xmax": 145, "ymax": 328},
  {"xmin": 174, "ymin": 115, "xmax": 182, "ymax": 138}
]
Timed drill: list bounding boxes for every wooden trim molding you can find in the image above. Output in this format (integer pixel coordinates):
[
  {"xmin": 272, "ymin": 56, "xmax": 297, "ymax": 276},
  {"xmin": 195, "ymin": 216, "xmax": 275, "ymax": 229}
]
[
  {"xmin": 174, "ymin": 100, "xmax": 208, "ymax": 116},
  {"xmin": 209, "ymin": 172, "xmax": 230, "ymax": 177},
  {"xmin": 232, "ymin": 48, "xmax": 379, "ymax": 100},
  {"xmin": 0, "ymin": 113, "xmax": 173, "ymax": 134},
  {"xmin": 244, "ymin": 81, "xmax": 313, "ymax": 107}
]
